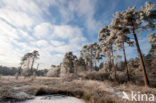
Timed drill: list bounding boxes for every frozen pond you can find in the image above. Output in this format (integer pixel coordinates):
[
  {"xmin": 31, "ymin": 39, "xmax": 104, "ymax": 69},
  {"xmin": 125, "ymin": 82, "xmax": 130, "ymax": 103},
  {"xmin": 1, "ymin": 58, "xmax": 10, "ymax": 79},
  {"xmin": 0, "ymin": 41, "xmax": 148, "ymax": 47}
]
[{"xmin": 17, "ymin": 95, "xmax": 85, "ymax": 103}]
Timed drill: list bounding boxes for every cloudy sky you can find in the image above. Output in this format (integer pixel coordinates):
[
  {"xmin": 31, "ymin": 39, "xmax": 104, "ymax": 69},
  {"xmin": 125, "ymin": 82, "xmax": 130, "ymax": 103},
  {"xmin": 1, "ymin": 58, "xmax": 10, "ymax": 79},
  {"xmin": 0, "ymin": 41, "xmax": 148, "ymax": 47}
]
[{"xmin": 0, "ymin": 0, "xmax": 155, "ymax": 69}]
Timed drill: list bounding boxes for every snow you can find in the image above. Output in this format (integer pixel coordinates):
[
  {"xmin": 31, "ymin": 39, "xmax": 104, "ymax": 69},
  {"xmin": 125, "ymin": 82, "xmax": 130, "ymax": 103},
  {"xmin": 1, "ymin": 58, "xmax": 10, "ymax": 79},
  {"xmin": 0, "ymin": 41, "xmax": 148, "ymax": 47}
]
[
  {"xmin": 12, "ymin": 91, "xmax": 34, "ymax": 100},
  {"xmin": 17, "ymin": 95, "xmax": 85, "ymax": 103},
  {"xmin": 104, "ymin": 87, "xmax": 122, "ymax": 97}
]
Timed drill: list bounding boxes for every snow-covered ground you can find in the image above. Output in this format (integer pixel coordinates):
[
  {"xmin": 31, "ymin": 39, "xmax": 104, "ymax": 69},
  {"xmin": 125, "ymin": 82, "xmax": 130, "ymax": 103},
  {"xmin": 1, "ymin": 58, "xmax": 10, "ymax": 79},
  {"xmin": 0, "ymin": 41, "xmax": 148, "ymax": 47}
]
[{"xmin": 17, "ymin": 95, "xmax": 85, "ymax": 103}]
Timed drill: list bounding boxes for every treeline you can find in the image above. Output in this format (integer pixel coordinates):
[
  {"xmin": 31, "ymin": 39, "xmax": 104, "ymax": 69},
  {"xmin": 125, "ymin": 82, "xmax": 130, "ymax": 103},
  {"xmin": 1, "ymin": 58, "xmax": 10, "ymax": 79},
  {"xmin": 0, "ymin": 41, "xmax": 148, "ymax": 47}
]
[
  {"xmin": 0, "ymin": 65, "xmax": 48, "ymax": 76},
  {"xmin": 0, "ymin": 66, "xmax": 18, "ymax": 76}
]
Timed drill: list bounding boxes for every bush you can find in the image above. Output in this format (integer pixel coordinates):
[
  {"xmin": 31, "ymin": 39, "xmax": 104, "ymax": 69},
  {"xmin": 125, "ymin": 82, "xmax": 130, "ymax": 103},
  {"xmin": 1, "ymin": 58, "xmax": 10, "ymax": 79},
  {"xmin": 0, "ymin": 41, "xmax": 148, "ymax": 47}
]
[
  {"xmin": 47, "ymin": 67, "xmax": 60, "ymax": 77},
  {"xmin": 84, "ymin": 71, "xmax": 110, "ymax": 81},
  {"xmin": 0, "ymin": 87, "xmax": 12, "ymax": 102},
  {"xmin": 15, "ymin": 73, "xmax": 19, "ymax": 80},
  {"xmin": 62, "ymin": 73, "xmax": 79, "ymax": 82}
]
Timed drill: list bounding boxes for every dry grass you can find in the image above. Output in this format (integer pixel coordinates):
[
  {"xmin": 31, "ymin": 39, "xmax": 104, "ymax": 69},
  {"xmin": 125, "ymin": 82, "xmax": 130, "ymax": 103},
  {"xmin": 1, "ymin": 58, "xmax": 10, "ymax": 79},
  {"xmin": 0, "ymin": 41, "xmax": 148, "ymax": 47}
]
[{"xmin": 0, "ymin": 76, "xmax": 156, "ymax": 103}]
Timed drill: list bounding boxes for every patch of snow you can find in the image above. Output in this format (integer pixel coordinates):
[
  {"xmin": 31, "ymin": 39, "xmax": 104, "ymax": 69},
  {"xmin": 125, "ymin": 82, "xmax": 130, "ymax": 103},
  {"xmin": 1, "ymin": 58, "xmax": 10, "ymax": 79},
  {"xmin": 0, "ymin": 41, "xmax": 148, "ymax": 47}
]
[
  {"xmin": 105, "ymin": 87, "xmax": 122, "ymax": 97},
  {"xmin": 17, "ymin": 95, "xmax": 85, "ymax": 103},
  {"xmin": 13, "ymin": 91, "xmax": 33, "ymax": 100}
]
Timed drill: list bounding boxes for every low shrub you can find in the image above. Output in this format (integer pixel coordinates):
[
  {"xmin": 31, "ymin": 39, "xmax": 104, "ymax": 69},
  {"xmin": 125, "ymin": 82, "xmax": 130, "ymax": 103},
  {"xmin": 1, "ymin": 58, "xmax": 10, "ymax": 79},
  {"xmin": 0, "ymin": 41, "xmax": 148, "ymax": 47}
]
[
  {"xmin": 0, "ymin": 87, "xmax": 12, "ymax": 102},
  {"xmin": 84, "ymin": 71, "xmax": 110, "ymax": 81}
]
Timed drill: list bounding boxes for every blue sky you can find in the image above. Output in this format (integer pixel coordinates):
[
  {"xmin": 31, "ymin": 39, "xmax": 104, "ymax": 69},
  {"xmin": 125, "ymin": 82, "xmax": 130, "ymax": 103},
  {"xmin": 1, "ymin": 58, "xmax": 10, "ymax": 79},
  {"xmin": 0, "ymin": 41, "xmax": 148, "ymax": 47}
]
[{"xmin": 0, "ymin": 0, "xmax": 155, "ymax": 69}]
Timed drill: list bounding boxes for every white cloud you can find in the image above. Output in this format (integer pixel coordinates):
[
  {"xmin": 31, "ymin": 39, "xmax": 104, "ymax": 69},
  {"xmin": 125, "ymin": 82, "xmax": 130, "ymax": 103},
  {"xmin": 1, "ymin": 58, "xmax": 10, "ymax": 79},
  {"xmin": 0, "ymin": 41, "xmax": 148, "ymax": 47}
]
[
  {"xmin": 18, "ymin": 30, "xmax": 34, "ymax": 41},
  {"xmin": 36, "ymin": 40, "xmax": 49, "ymax": 47},
  {"xmin": 51, "ymin": 40, "xmax": 65, "ymax": 46},
  {"xmin": 0, "ymin": 24, "xmax": 22, "ymax": 67},
  {"xmin": 0, "ymin": 0, "xmax": 41, "ymax": 14},
  {"xmin": 0, "ymin": 9, "xmax": 33, "ymax": 30},
  {"xmin": 0, "ymin": 19, "xmax": 20, "ymax": 40},
  {"xmin": 38, "ymin": 50, "xmax": 63, "ymax": 69},
  {"xmin": 52, "ymin": 25, "xmax": 83, "ymax": 39},
  {"xmin": 0, "ymin": 19, "xmax": 87, "ymax": 68},
  {"xmin": 64, "ymin": 0, "xmax": 101, "ymax": 34},
  {"xmin": 0, "ymin": 0, "xmax": 51, "ymax": 19},
  {"xmin": 43, "ymin": 0, "xmax": 101, "ymax": 34},
  {"xmin": 33, "ymin": 23, "xmax": 53, "ymax": 38},
  {"xmin": 0, "ymin": 0, "xmax": 89, "ymax": 69},
  {"xmin": 85, "ymin": 17, "xmax": 102, "ymax": 34}
]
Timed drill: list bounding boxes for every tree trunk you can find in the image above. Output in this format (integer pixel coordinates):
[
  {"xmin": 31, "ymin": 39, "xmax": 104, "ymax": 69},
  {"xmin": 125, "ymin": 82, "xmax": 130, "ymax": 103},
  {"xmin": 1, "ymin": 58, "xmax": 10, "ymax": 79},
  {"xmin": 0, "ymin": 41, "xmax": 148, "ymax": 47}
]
[
  {"xmin": 91, "ymin": 50, "xmax": 93, "ymax": 70},
  {"xmin": 31, "ymin": 57, "xmax": 35, "ymax": 71},
  {"xmin": 95, "ymin": 61, "xmax": 97, "ymax": 67},
  {"xmin": 27, "ymin": 58, "xmax": 30, "ymax": 69},
  {"xmin": 75, "ymin": 64, "xmax": 77, "ymax": 75},
  {"xmin": 111, "ymin": 45, "xmax": 116, "ymax": 80},
  {"xmin": 132, "ymin": 25, "xmax": 150, "ymax": 87},
  {"xmin": 122, "ymin": 41, "xmax": 130, "ymax": 81},
  {"xmin": 18, "ymin": 65, "xmax": 22, "ymax": 76},
  {"xmin": 36, "ymin": 63, "xmax": 39, "ymax": 70}
]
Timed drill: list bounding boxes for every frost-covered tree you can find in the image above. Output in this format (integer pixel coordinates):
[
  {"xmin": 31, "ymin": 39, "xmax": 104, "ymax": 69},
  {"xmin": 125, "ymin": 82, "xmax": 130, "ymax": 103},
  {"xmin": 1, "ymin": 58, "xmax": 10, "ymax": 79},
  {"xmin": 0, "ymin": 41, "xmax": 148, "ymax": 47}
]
[
  {"xmin": 20, "ymin": 52, "xmax": 32, "ymax": 76},
  {"xmin": 140, "ymin": 2, "xmax": 156, "ymax": 30},
  {"xmin": 20, "ymin": 50, "xmax": 39, "ymax": 77},
  {"xmin": 81, "ymin": 42, "xmax": 100, "ymax": 69},
  {"xmin": 109, "ymin": 14, "xmax": 134, "ymax": 81},
  {"xmin": 73, "ymin": 57, "xmax": 86, "ymax": 73},
  {"xmin": 30, "ymin": 50, "xmax": 39, "ymax": 71},
  {"xmin": 80, "ymin": 45, "xmax": 92, "ymax": 68},
  {"xmin": 21, "ymin": 53, "xmax": 32, "ymax": 69},
  {"xmin": 115, "ymin": 55, "xmax": 122, "ymax": 66},
  {"xmin": 110, "ymin": 2, "xmax": 156, "ymax": 87},
  {"xmin": 94, "ymin": 44, "xmax": 102, "ymax": 66},
  {"xmin": 87, "ymin": 42, "xmax": 100, "ymax": 67},
  {"xmin": 80, "ymin": 45, "xmax": 89, "ymax": 65},
  {"xmin": 98, "ymin": 26, "xmax": 112, "ymax": 65},
  {"xmin": 98, "ymin": 26, "xmax": 116, "ymax": 78},
  {"xmin": 63, "ymin": 51, "xmax": 77, "ymax": 73},
  {"xmin": 148, "ymin": 33, "xmax": 156, "ymax": 56}
]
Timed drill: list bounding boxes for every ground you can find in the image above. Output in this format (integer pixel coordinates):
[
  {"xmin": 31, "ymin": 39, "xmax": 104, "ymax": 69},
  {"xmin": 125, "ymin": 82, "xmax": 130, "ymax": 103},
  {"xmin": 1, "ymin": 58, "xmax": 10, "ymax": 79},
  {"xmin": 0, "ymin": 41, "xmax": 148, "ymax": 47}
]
[{"xmin": 0, "ymin": 76, "xmax": 156, "ymax": 103}]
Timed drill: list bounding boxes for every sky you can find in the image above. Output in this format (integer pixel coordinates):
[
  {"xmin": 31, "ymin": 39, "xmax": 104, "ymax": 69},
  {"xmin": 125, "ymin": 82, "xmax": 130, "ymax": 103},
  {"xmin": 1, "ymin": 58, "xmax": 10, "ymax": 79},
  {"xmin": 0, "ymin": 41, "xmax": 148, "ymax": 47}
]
[{"xmin": 0, "ymin": 0, "xmax": 155, "ymax": 69}]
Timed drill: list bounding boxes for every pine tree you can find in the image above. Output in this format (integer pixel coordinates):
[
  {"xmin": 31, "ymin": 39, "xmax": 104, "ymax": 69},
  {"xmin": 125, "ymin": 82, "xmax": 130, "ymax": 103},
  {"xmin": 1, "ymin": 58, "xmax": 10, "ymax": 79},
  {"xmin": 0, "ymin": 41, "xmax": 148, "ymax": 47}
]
[
  {"xmin": 110, "ymin": 2, "xmax": 156, "ymax": 87},
  {"xmin": 63, "ymin": 51, "xmax": 77, "ymax": 73},
  {"xmin": 98, "ymin": 26, "xmax": 116, "ymax": 78},
  {"xmin": 109, "ymin": 13, "xmax": 134, "ymax": 81}
]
